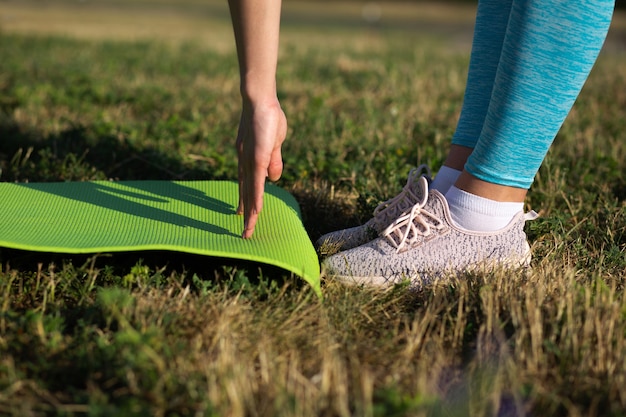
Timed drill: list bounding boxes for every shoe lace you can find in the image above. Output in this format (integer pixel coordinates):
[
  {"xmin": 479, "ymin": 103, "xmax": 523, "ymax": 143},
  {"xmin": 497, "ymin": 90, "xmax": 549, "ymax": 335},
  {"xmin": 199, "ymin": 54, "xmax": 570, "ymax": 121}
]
[
  {"xmin": 371, "ymin": 164, "xmax": 432, "ymax": 229},
  {"xmin": 381, "ymin": 176, "xmax": 446, "ymax": 253}
]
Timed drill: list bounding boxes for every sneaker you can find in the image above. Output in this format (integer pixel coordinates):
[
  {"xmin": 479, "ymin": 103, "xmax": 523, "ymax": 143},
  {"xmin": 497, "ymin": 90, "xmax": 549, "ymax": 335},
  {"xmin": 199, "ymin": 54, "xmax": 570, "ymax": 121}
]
[
  {"xmin": 321, "ymin": 175, "xmax": 538, "ymax": 287},
  {"xmin": 316, "ymin": 165, "xmax": 432, "ymax": 255}
]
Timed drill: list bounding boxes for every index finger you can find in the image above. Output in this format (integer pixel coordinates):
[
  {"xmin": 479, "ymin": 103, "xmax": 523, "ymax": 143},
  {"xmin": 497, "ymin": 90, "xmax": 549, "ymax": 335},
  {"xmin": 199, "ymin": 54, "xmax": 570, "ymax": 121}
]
[{"xmin": 242, "ymin": 164, "xmax": 267, "ymax": 239}]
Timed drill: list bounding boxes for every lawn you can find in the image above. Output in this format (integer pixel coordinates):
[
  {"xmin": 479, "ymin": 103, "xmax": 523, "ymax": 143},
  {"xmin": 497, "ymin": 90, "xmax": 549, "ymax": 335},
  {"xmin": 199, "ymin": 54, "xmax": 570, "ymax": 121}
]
[{"xmin": 1, "ymin": 1, "xmax": 626, "ymax": 416}]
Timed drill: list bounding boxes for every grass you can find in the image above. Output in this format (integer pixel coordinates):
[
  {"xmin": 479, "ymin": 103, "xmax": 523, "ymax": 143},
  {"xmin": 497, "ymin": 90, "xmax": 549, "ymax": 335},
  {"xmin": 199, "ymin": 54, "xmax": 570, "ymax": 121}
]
[{"xmin": 1, "ymin": 1, "xmax": 626, "ymax": 415}]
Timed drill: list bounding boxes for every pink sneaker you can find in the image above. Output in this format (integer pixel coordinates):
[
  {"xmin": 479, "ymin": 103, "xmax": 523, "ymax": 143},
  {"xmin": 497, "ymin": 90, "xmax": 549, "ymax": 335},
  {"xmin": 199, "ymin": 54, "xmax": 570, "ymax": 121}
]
[{"xmin": 321, "ymin": 176, "xmax": 538, "ymax": 287}]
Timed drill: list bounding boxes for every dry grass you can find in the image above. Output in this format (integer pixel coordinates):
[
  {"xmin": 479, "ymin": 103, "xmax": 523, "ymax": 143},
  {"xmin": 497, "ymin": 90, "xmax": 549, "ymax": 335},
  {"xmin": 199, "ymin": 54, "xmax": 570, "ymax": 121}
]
[{"xmin": 3, "ymin": 261, "xmax": 626, "ymax": 416}]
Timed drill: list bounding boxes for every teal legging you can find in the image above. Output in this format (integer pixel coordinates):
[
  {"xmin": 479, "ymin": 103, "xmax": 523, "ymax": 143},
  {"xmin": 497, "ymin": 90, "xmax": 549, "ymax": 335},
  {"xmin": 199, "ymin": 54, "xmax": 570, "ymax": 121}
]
[{"xmin": 451, "ymin": 0, "xmax": 614, "ymax": 189}]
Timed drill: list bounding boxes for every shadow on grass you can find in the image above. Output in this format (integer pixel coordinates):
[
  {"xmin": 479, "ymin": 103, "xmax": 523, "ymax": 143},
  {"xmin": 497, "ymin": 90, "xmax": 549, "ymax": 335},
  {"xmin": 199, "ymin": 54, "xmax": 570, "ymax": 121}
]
[
  {"xmin": 0, "ymin": 119, "xmax": 211, "ymax": 182},
  {"xmin": 291, "ymin": 188, "xmax": 364, "ymax": 241},
  {"xmin": 1, "ymin": 248, "xmax": 303, "ymax": 301}
]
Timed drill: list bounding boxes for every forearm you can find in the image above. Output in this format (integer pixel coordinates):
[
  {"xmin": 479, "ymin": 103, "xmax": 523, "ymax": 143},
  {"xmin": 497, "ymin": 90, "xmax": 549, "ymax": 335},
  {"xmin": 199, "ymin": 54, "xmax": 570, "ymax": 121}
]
[{"xmin": 228, "ymin": 0, "xmax": 282, "ymax": 105}]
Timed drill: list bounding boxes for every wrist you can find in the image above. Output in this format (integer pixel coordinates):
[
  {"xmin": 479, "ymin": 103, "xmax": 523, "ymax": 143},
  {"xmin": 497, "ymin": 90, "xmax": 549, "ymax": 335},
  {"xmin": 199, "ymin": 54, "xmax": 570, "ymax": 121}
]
[
  {"xmin": 240, "ymin": 74, "xmax": 278, "ymax": 104},
  {"xmin": 240, "ymin": 89, "xmax": 279, "ymax": 111}
]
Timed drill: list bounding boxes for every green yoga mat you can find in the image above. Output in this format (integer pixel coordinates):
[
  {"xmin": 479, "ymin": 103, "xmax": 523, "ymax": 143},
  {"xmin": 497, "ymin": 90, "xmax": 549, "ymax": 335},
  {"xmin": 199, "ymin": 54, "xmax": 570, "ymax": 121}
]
[{"xmin": 0, "ymin": 180, "xmax": 321, "ymax": 295}]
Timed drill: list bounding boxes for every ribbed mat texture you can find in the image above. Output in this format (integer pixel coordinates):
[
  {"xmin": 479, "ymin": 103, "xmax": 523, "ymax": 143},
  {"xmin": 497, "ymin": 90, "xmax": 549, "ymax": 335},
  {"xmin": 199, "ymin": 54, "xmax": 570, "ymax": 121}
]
[{"xmin": 0, "ymin": 181, "xmax": 320, "ymax": 294}]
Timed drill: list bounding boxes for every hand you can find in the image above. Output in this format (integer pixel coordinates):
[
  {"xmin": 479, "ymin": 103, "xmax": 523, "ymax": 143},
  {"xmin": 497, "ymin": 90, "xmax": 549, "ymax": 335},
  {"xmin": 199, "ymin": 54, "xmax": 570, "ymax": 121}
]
[{"xmin": 236, "ymin": 99, "xmax": 287, "ymax": 239}]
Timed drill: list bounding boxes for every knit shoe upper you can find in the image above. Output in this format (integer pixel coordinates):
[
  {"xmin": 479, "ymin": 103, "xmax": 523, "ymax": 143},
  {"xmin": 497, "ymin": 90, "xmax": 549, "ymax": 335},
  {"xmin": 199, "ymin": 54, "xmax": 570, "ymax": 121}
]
[
  {"xmin": 316, "ymin": 165, "xmax": 432, "ymax": 255},
  {"xmin": 321, "ymin": 176, "xmax": 538, "ymax": 288}
]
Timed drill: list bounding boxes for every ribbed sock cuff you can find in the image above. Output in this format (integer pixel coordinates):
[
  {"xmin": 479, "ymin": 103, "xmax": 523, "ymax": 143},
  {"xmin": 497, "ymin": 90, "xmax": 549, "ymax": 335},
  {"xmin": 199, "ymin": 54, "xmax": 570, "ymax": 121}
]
[{"xmin": 445, "ymin": 185, "xmax": 523, "ymax": 232}]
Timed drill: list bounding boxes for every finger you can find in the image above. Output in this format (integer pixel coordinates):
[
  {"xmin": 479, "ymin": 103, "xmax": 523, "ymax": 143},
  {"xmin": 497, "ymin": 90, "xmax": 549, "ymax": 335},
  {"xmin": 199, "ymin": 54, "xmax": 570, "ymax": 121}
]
[{"xmin": 242, "ymin": 164, "xmax": 267, "ymax": 239}]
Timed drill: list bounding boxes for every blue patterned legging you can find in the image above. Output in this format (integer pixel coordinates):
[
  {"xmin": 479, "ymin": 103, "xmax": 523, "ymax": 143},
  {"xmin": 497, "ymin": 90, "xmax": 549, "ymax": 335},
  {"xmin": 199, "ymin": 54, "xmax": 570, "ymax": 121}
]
[{"xmin": 451, "ymin": 0, "xmax": 614, "ymax": 189}]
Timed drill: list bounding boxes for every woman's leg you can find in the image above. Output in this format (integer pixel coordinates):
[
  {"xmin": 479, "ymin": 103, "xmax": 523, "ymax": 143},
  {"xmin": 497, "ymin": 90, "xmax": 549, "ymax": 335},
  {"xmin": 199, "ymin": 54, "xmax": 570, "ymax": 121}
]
[
  {"xmin": 431, "ymin": 0, "xmax": 513, "ymax": 193},
  {"xmin": 446, "ymin": 0, "xmax": 614, "ymax": 231}
]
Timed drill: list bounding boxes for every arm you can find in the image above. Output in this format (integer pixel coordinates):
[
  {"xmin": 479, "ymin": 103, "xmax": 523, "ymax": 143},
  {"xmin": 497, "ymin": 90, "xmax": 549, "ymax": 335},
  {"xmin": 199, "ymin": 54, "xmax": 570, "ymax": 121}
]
[{"xmin": 228, "ymin": 0, "xmax": 287, "ymax": 239}]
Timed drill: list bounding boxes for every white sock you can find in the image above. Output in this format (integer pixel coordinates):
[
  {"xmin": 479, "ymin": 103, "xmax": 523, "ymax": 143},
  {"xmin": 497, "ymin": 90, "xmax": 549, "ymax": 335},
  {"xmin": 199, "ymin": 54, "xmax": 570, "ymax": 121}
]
[
  {"xmin": 430, "ymin": 166, "xmax": 462, "ymax": 194},
  {"xmin": 445, "ymin": 186, "xmax": 523, "ymax": 232}
]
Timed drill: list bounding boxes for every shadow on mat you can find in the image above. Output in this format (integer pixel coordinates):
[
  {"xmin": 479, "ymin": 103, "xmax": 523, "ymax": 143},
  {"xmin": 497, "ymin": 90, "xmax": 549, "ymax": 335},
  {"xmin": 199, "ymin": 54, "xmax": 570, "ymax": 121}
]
[
  {"xmin": 123, "ymin": 181, "xmax": 236, "ymax": 216},
  {"xmin": 16, "ymin": 181, "xmax": 238, "ymax": 237}
]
